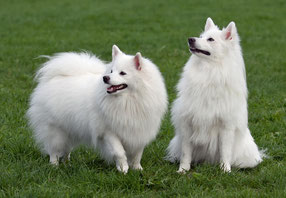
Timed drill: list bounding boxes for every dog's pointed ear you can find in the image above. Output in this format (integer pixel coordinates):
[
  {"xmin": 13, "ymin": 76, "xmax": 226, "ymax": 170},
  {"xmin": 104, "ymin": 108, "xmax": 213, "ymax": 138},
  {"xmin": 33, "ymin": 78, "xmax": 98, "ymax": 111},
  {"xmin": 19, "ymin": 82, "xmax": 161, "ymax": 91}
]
[
  {"xmin": 205, "ymin": 17, "xmax": 216, "ymax": 31},
  {"xmin": 134, "ymin": 52, "xmax": 142, "ymax": 71},
  {"xmin": 223, "ymin": 22, "xmax": 237, "ymax": 40},
  {"xmin": 112, "ymin": 45, "xmax": 122, "ymax": 60}
]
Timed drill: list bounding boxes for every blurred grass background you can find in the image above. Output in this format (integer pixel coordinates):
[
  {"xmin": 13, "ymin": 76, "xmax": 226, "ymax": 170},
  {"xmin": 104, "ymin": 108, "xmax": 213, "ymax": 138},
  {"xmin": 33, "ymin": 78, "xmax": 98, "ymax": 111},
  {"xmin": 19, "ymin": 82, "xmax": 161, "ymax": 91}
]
[{"xmin": 0, "ymin": 0, "xmax": 285, "ymax": 197}]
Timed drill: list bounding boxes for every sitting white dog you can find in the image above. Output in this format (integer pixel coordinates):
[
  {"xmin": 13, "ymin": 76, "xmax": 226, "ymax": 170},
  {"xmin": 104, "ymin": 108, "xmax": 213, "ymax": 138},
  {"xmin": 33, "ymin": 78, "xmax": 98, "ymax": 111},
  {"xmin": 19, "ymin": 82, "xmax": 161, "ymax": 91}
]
[
  {"xmin": 27, "ymin": 45, "xmax": 168, "ymax": 173},
  {"xmin": 166, "ymin": 18, "xmax": 264, "ymax": 173}
]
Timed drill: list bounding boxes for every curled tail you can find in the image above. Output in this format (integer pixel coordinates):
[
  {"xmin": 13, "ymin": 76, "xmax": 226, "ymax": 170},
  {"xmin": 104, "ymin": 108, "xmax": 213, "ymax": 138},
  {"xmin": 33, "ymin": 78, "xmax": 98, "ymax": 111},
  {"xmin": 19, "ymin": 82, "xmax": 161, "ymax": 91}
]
[
  {"xmin": 35, "ymin": 52, "xmax": 106, "ymax": 83},
  {"xmin": 165, "ymin": 135, "xmax": 181, "ymax": 163}
]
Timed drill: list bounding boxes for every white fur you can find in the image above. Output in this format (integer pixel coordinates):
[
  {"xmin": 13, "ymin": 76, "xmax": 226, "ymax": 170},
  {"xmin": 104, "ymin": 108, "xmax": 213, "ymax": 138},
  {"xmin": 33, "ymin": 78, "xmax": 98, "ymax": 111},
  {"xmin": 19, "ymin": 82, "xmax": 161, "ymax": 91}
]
[
  {"xmin": 27, "ymin": 45, "xmax": 168, "ymax": 173},
  {"xmin": 166, "ymin": 18, "xmax": 264, "ymax": 173}
]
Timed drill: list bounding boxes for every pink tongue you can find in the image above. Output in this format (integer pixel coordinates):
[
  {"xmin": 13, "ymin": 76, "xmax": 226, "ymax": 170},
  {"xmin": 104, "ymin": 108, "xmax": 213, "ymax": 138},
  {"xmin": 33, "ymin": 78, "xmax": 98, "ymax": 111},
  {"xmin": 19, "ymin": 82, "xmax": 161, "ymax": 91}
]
[{"xmin": 107, "ymin": 86, "xmax": 118, "ymax": 92}]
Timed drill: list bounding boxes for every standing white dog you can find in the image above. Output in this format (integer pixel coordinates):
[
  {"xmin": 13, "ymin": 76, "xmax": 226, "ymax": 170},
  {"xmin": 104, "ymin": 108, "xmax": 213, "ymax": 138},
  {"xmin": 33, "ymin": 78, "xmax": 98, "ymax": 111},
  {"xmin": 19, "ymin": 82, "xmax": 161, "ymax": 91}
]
[
  {"xmin": 166, "ymin": 18, "xmax": 263, "ymax": 173},
  {"xmin": 27, "ymin": 45, "xmax": 168, "ymax": 173}
]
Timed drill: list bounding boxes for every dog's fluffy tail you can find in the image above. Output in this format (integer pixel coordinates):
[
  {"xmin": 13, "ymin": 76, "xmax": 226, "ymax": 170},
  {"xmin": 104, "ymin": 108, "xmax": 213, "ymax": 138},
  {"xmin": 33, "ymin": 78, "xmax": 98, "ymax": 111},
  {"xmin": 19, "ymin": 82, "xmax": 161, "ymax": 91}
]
[
  {"xmin": 165, "ymin": 135, "xmax": 181, "ymax": 163},
  {"xmin": 35, "ymin": 52, "xmax": 106, "ymax": 83}
]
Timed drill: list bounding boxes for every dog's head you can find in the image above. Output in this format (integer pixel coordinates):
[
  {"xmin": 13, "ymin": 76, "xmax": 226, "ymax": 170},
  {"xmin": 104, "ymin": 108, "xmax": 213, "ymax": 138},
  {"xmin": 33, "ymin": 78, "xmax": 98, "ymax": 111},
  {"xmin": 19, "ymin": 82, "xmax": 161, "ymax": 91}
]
[
  {"xmin": 103, "ymin": 45, "xmax": 144, "ymax": 95},
  {"xmin": 188, "ymin": 17, "xmax": 239, "ymax": 61}
]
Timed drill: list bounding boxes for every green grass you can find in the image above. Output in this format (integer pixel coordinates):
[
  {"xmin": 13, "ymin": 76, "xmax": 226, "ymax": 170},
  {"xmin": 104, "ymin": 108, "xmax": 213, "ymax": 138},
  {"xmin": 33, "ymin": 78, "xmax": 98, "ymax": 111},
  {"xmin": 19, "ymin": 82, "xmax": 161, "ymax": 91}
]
[{"xmin": 0, "ymin": 0, "xmax": 285, "ymax": 197}]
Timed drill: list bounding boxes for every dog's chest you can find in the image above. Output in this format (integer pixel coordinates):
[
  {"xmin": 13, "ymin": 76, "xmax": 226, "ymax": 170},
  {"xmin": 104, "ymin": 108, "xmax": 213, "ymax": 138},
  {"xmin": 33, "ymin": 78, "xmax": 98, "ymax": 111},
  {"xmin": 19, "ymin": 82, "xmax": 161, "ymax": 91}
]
[
  {"xmin": 186, "ymin": 69, "xmax": 236, "ymax": 120},
  {"xmin": 99, "ymin": 98, "xmax": 158, "ymax": 144}
]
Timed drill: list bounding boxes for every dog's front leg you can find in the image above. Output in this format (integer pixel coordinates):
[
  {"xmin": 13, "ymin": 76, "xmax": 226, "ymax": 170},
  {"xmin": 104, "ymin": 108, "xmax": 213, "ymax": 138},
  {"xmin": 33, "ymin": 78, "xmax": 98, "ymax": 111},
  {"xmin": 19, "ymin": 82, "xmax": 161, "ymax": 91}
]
[
  {"xmin": 219, "ymin": 126, "xmax": 235, "ymax": 173},
  {"xmin": 178, "ymin": 137, "xmax": 192, "ymax": 174},
  {"xmin": 128, "ymin": 146, "xmax": 144, "ymax": 171},
  {"xmin": 104, "ymin": 133, "xmax": 129, "ymax": 174}
]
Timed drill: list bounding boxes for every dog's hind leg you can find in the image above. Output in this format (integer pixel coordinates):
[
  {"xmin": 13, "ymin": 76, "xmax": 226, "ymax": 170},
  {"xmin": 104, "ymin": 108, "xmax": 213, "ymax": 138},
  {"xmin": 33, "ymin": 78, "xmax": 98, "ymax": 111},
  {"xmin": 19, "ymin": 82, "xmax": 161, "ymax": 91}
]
[
  {"xmin": 39, "ymin": 125, "xmax": 72, "ymax": 166},
  {"xmin": 232, "ymin": 128, "xmax": 263, "ymax": 168}
]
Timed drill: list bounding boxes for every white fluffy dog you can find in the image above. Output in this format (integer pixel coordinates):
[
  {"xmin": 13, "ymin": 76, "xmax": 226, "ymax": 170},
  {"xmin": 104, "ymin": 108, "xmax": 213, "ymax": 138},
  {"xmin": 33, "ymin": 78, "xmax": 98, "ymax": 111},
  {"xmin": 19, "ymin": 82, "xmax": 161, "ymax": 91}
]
[
  {"xmin": 27, "ymin": 45, "xmax": 168, "ymax": 173},
  {"xmin": 166, "ymin": 18, "xmax": 264, "ymax": 173}
]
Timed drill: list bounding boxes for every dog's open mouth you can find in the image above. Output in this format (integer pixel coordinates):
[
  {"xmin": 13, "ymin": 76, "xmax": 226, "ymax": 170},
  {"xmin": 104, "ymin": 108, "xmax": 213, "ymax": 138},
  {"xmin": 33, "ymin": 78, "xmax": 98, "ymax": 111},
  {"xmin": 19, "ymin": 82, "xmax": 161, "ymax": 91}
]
[
  {"xmin": 107, "ymin": 84, "xmax": 128, "ymax": 94},
  {"xmin": 189, "ymin": 47, "xmax": 211, "ymax": 56}
]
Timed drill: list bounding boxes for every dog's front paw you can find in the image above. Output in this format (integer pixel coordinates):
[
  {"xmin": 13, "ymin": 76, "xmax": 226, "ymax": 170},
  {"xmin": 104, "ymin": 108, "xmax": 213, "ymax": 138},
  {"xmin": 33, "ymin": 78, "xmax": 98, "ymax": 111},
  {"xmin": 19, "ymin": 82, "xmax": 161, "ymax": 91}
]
[
  {"xmin": 116, "ymin": 161, "xmax": 129, "ymax": 174},
  {"xmin": 220, "ymin": 162, "xmax": 231, "ymax": 173},
  {"xmin": 50, "ymin": 155, "xmax": 59, "ymax": 166},
  {"xmin": 177, "ymin": 163, "xmax": 190, "ymax": 174},
  {"xmin": 131, "ymin": 163, "xmax": 143, "ymax": 171},
  {"xmin": 177, "ymin": 168, "xmax": 187, "ymax": 174}
]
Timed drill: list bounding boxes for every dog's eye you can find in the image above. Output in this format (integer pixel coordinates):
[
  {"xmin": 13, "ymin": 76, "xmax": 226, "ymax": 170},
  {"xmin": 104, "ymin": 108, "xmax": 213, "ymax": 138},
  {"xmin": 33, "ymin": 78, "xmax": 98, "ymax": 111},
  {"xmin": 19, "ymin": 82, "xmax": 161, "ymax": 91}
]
[
  {"xmin": 120, "ymin": 71, "xmax": 126, "ymax": 76},
  {"xmin": 207, "ymin": 38, "xmax": 214, "ymax": 42},
  {"xmin": 110, "ymin": 70, "xmax": 113, "ymax": 73}
]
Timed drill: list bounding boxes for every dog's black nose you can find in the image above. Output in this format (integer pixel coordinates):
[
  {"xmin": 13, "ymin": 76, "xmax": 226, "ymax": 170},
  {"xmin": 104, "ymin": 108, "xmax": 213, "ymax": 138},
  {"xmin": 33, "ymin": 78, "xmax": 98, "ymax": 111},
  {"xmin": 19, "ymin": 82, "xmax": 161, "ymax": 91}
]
[
  {"xmin": 103, "ymin": 76, "xmax": 110, "ymax": 84},
  {"xmin": 188, "ymin": 37, "xmax": 196, "ymax": 45}
]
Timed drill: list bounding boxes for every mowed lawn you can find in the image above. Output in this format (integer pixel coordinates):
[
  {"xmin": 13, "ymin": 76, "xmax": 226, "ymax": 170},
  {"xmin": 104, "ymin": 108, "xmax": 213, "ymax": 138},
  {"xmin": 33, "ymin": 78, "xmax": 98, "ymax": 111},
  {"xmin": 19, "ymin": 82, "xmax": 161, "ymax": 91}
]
[{"xmin": 0, "ymin": 0, "xmax": 285, "ymax": 197}]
